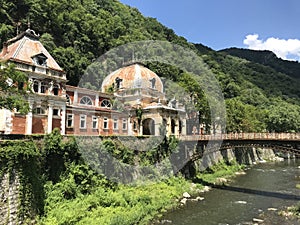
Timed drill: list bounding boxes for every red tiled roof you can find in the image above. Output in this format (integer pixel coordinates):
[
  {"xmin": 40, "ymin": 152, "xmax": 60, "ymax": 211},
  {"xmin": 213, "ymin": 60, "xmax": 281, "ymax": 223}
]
[{"xmin": 0, "ymin": 29, "xmax": 63, "ymax": 72}]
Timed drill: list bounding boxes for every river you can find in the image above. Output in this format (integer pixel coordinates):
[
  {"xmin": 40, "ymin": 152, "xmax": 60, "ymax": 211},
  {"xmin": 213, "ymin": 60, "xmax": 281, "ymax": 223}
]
[{"xmin": 157, "ymin": 159, "xmax": 300, "ymax": 225}]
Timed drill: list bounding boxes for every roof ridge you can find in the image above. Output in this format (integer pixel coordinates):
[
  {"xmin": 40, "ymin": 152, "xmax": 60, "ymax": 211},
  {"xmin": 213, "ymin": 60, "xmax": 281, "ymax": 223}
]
[{"xmin": 12, "ymin": 36, "xmax": 28, "ymax": 59}]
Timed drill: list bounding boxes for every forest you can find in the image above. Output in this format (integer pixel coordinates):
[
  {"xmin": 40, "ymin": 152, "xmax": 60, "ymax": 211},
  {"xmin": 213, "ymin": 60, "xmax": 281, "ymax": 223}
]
[
  {"xmin": 1, "ymin": 0, "xmax": 299, "ymax": 133},
  {"xmin": 0, "ymin": 0, "xmax": 300, "ymax": 224}
]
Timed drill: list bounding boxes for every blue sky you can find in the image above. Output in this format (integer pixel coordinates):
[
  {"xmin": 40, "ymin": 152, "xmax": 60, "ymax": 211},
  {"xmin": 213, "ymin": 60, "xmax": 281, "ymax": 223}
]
[{"xmin": 119, "ymin": 0, "xmax": 300, "ymax": 61}]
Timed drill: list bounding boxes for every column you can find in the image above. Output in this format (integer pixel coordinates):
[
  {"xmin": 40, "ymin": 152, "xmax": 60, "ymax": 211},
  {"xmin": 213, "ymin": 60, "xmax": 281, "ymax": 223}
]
[
  {"xmin": 60, "ymin": 105, "xmax": 66, "ymax": 135},
  {"xmin": 74, "ymin": 89, "xmax": 78, "ymax": 104},
  {"xmin": 139, "ymin": 121, "xmax": 143, "ymax": 136},
  {"xmin": 38, "ymin": 81, "xmax": 41, "ymax": 93},
  {"xmin": 95, "ymin": 94, "xmax": 99, "ymax": 107},
  {"xmin": 181, "ymin": 118, "xmax": 187, "ymax": 136},
  {"xmin": 128, "ymin": 117, "xmax": 132, "ymax": 135},
  {"xmin": 174, "ymin": 119, "xmax": 179, "ymax": 137},
  {"xmin": 166, "ymin": 116, "xmax": 172, "ymax": 136},
  {"xmin": 47, "ymin": 102, "xmax": 53, "ymax": 134},
  {"xmin": 154, "ymin": 116, "xmax": 162, "ymax": 136},
  {"xmin": 26, "ymin": 100, "xmax": 34, "ymax": 135}
]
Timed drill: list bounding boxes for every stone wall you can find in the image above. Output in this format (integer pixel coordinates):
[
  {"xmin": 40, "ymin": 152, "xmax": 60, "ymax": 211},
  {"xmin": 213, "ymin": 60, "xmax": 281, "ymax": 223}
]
[
  {"xmin": 0, "ymin": 171, "xmax": 20, "ymax": 225},
  {"xmin": 195, "ymin": 146, "xmax": 278, "ymax": 172}
]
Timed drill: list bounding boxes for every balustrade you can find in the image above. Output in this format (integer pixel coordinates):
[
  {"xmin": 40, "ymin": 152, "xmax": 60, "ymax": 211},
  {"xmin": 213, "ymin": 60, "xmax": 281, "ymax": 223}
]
[{"xmin": 179, "ymin": 133, "xmax": 300, "ymax": 141}]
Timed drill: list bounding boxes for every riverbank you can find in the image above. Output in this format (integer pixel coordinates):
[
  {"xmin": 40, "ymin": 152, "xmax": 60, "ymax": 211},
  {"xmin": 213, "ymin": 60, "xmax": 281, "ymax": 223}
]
[
  {"xmin": 155, "ymin": 158, "xmax": 300, "ymax": 225},
  {"xmin": 3, "ymin": 132, "xmax": 295, "ymax": 224},
  {"xmin": 152, "ymin": 160, "xmax": 245, "ymax": 224},
  {"xmin": 280, "ymin": 178, "xmax": 300, "ymax": 221},
  {"xmin": 37, "ymin": 160, "xmax": 245, "ymax": 225},
  {"xmin": 38, "ymin": 176, "xmax": 202, "ymax": 224}
]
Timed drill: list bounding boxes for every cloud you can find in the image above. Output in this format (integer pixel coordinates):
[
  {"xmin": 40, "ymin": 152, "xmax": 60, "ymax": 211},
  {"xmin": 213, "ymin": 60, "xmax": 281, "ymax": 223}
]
[{"xmin": 243, "ymin": 34, "xmax": 300, "ymax": 61}]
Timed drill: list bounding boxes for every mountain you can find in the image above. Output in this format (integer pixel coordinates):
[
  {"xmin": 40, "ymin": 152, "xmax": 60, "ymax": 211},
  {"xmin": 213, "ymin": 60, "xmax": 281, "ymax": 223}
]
[
  {"xmin": 194, "ymin": 45, "xmax": 300, "ymax": 101},
  {"xmin": 220, "ymin": 47, "xmax": 300, "ymax": 80}
]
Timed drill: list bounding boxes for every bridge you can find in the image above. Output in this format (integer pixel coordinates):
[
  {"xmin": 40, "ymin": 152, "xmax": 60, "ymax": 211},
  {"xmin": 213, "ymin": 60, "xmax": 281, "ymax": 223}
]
[
  {"xmin": 179, "ymin": 132, "xmax": 300, "ymax": 160},
  {"xmin": 1, "ymin": 132, "xmax": 299, "ymax": 157}
]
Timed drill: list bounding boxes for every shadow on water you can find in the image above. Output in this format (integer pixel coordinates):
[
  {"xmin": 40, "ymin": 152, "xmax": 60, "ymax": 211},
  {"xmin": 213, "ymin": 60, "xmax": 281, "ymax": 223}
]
[{"xmin": 194, "ymin": 178, "xmax": 300, "ymax": 201}]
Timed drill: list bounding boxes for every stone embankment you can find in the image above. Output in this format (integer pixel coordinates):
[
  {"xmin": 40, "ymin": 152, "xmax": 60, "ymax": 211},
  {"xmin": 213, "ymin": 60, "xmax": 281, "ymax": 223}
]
[{"xmin": 0, "ymin": 171, "xmax": 20, "ymax": 225}]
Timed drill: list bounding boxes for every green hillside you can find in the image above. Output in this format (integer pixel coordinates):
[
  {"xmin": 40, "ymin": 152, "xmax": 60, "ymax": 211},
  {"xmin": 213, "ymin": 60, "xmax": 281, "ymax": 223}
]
[
  {"xmin": 1, "ymin": 0, "xmax": 299, "ymax": 133},
  {"xmin": 220, "ymin": 47, "xmax": 300, "ymax": 80}
]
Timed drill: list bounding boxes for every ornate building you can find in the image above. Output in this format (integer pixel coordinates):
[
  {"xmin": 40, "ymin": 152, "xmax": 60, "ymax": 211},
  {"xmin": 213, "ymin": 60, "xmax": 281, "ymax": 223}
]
[
  {"xmin": 0, "ymin": 29, "xmax": 67, "ymax": 135},
  {"xmin": 0, "ymin": 30, "xmax": 186, "ymax": 136},
  {"xmin": 102, "ymin": 63, "xmax": 186, "ymax": 136}
]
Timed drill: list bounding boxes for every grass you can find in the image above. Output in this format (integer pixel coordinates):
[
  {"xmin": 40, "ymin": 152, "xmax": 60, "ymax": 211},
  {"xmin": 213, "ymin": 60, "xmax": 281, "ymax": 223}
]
[
  {"xmin": 38, "ymin": 177, "xmax": 202, "ymax": 225},
  {"xmin": 37, "ymin": 161, "xmax": 244, "ymax": 225},
  {"xmin": 196, "ymin": 160, "xmax": 245, "ymax": 185}
]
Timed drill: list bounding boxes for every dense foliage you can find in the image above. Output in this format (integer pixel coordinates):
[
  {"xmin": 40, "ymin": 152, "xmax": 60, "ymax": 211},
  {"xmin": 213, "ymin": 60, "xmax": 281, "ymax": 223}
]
[
  {"xmin": 0, "ymin": 140, "xmax": 43, "ymax": 223},
  {"xmin": 0, "ymin": 62, "xmax": 30, "ymax": 114},
  {"xmin": 0, "ymin": 130, "xmax": 209, "ymax": 224},
  {"xmin": 0, "ymin": 0, "xmax": 190, "ymax": 86},
  {"xmin": 221, "ymin": 47, "xmax": 300, "ymax": 80},
  {"xmin": 194, "ymin": 45, "xmax": 300, "ymax": 132},
  {"xmin": 1, "ymin": 0, "xmax": 300, "ymax": 132}
]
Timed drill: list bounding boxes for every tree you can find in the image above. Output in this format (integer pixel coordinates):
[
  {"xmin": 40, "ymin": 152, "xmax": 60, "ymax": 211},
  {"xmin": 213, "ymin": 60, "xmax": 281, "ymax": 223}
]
[
  {"xmin": 266, "ymin": 98, "xmax": 300, "ymax": 132},
  {"xmin": 226, "ymin": 98, "xmax": 267, "ymax": 132},
  {"xmin": 0, "ymin": 62, "xmax": 29, "ymax": 114}
]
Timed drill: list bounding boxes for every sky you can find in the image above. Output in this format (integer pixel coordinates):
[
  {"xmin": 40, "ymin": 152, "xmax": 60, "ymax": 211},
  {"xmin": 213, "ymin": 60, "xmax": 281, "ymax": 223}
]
[{"xmin": 119, "ymin": 0, "xmax": 300, "ymax": 61}]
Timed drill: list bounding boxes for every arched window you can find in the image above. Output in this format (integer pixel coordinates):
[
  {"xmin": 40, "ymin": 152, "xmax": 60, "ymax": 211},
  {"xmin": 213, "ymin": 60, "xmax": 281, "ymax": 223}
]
[
  {"xmin": 66, "ymin": 94, "xmax": 71, "ymax": 105},
  {"xmin": 101, "ymin": 99, "xmax": 111, "ymax": 108},
  {"xmin": 33, "ymin": 80, "xmax": 39, "ymax": 93},
  {"xmin": 142, "ymin": 118, "xmax": 155, "ymax": 135},
  {"xmin": 80, "ymin": 96, "xmax": 93, "ymax": 105}
]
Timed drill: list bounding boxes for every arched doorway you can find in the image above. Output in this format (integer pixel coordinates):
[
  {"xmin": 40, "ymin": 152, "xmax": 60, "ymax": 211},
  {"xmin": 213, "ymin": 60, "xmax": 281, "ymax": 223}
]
[{"xmin": 142, "ymin": 118, "xmax": 155, "ymax": 135}]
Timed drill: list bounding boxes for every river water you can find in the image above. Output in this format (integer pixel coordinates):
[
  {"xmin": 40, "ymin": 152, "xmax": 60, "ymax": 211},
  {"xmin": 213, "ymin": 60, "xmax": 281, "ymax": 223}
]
[{"xmin": 157, "ymin": 159, "xmax": 300, "ymax": 225}]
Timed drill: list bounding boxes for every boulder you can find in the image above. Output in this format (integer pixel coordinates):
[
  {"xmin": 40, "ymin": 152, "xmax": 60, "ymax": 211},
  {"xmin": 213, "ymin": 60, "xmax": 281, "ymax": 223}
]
[
  {"xmin": 180, "ymin": 198, "xmax": 187, "ymax": 205},
  {"xmin": 253, "ymin": 218, "xmax": 264, "ymax": 223},
  {"xmin": 183, "ymin": 192, "xmax": 191, "ymax": 198},
  {"xmin": 195, "ymin": 196, "xmax": 204, "ymax": 201}
]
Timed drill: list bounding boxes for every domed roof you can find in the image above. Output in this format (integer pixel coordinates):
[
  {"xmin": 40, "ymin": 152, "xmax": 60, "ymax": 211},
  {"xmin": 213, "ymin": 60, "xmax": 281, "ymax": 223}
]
[{"xmin": 101, "ymin": 63, "xmax": 164, "ymax": 93}]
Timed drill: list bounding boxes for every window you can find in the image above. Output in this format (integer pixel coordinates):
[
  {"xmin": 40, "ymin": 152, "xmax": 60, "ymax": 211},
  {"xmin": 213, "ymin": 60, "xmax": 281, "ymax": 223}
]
[
  {"xmin": 122, "ymin": 118, "xmax": 127, "ymax": 130},
  {"xmin": 33, "ymin": 107, "xmax": 45, "ymax": 115},
  {"xmin": 67, "ymin": 114, "xmax": 74, "ymax": 128},
  {"xmin": 150, "ymin": 77, "xmax": 156, "ymax": 89},
  {"xmin": 103, "ymin": 117, "xmax": 108, "ymax": 129},
  {"xmin": 80, "ymin": 96, "xmax": 93, "ymax": 105},
  {"xmin": 53, "ymin": 109, "xmax": 59, "ymax": 116},
  {"xmin": 66, "ymin": 94, "xmax": 71, "ymax": 105},
  {"xmin": 113, "ymin": 118, "xmax": 118, "ymax": 130},
  {"xmin": 18, "ymin": 82, "xmax": 24, "ymax": 90},
  {"xmin": 37, "ymin": 58, "xmax": 46, "ymax": 66},
  {"xmin": 80, "ymin": 114, "xmax": 87, "ymax": 129},
  {"xmin": 92, "ymin": 116, "xmax": 98, "ymax": 129},
  {"xmin": 33, "ymin": 80, "xmax": 39, "ymax": 93},
  {"xmin": 101, "ymin": 99, "xmax": 111, "ymax": 108},
  {"xmin": 53, "ymin": 84, "xmax": 59, "ymax": 96},
  {"xmin": 35, "ymin": 56, "xmax": 47, "ymax": 66},
  {"xmin": 133, "ymin": 121, "xmax": 137, "ymax": 130},
  {"xmin": 40, "ymin": 82, "xmax": 47, "ymax": 94}
]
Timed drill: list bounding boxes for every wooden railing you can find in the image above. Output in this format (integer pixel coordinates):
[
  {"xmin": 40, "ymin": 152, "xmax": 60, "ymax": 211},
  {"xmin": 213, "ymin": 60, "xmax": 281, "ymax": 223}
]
[{"xmin": 179, "ymin": 133, "xmax": 300, "ymax": 141}]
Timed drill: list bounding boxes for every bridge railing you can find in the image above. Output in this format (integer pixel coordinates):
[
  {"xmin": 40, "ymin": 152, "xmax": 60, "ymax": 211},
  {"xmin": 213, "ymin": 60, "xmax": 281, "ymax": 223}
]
[{"xmin": 179, "ymin": 133, "xmax": 300, "ymax": 141}]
